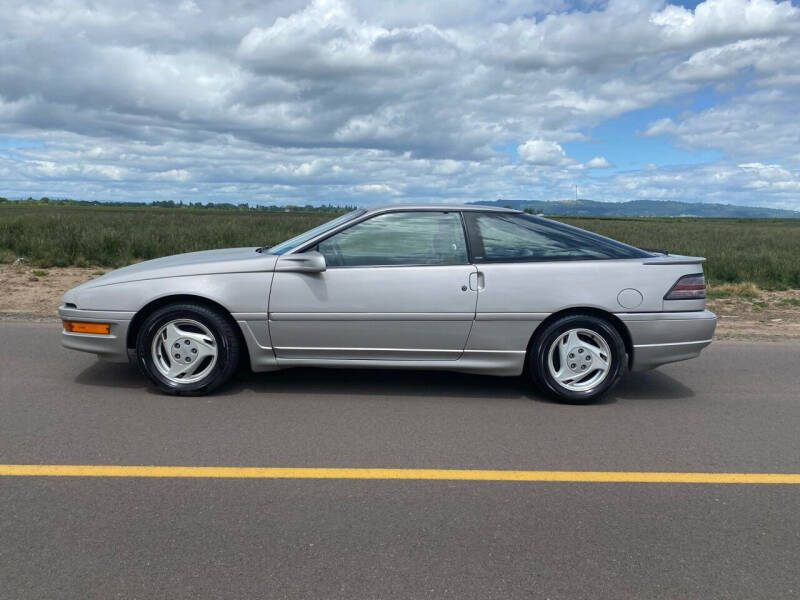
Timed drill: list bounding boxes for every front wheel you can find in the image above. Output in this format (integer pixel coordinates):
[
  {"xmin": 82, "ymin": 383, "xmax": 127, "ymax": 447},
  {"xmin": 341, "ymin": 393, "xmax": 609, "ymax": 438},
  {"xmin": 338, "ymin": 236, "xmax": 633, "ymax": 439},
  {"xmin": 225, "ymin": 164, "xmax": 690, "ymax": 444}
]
[
  {"xmin": 136, "ymin": 303, "xmax": 241, "ymax": 395},
  {"xmin": 528, "ymin": 314, "xmax": 627, "ymax": 404}
]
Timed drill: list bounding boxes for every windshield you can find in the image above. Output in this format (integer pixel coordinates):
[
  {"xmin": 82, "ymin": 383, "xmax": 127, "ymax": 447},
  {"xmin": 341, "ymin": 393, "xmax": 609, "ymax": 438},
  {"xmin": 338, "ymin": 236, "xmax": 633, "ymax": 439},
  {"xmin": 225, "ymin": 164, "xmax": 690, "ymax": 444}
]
[{"xmin": 266, "ymin": 210, "xmax": 366, "ymax": 255}]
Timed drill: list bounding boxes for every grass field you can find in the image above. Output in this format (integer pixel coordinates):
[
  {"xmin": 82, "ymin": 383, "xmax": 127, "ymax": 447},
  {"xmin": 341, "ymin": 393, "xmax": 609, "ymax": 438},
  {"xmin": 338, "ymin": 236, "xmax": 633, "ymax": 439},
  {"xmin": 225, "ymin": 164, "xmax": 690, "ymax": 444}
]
[
  {"xmin": 0, "ymin": 204, "xmax": 334, "ymax": 269},
  {"xmin": 1, "ymin": 204, "xmax": 798, "ymax": 289}
]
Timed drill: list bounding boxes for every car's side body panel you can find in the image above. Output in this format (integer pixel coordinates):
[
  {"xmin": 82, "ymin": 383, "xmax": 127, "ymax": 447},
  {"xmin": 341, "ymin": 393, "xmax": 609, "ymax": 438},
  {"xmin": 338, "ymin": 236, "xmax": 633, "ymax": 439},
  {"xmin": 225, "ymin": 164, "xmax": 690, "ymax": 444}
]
[
  {"xmin": 61, "ymin": 271, "xmax": 275, "ymax": 366},
  {"xmin": 268, "ymin": 264, "xmax": 478, "ymax": 361},
  {"xmin": 619, "ymin": 310, "xmax": 716, "ymax": 370},
  {"xmin": 472, "ymin": 260, "xmax": 693, "ymax": 315},
  {"xmin": 457, "ymin": 258, "xmax": 715, "ymax": 372}
]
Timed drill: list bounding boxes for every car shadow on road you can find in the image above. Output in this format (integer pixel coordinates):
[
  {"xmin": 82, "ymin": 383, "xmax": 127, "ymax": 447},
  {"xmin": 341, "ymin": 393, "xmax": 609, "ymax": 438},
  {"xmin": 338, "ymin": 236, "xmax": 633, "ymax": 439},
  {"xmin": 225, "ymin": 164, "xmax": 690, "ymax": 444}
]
[
  {"xmin": 74, "ymin": 360, "xmax": 696, "ymax": 403},
  {"xmin": 610, "ymin": 370, "xmax": 696, "ymax": 401},
  {"xmin": 229, "ymin": 366, "xmax": 696, "ymax": 403},
  {"xmin": 74, "ymin": 360, "xmax": 148, "ymax": 390},
  {"xmin": 229, "ymin": 367, "xmax": 534, "ymax": 401}
]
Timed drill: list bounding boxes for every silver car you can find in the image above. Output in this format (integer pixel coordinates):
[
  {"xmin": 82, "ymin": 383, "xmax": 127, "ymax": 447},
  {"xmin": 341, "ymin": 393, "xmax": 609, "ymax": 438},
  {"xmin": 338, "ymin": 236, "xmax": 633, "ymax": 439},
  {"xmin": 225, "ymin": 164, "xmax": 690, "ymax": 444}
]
[{"xmin": 59, "ymin": 205, "xmax": 716, "ymax": 403}]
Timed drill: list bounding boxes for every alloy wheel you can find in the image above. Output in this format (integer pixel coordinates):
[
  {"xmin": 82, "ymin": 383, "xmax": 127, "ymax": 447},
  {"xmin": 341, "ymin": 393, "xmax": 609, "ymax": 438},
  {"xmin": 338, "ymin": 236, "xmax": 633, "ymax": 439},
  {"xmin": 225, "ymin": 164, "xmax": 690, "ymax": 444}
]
[
  {"xmin": 150, "ymin": 318, "xmax": 218, "ymax": 384},
  {"xmin": 546, "ymin": 328, "xmax": 612, "ymax": 393}
]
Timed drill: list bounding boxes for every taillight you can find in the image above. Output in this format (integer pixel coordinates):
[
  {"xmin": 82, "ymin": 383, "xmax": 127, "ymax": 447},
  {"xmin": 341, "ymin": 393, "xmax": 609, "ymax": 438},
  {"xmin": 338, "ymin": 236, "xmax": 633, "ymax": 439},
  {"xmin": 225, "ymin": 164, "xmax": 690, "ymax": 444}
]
[{"xmin": 664, "ymin": 273, "xmax": 706, "ymax": 300}]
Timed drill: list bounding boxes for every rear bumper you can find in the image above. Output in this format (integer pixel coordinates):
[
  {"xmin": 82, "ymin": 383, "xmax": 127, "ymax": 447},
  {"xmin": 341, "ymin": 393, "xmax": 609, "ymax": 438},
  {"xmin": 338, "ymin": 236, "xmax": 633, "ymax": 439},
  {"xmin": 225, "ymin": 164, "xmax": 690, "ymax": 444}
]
[
  {"xmin": 617, "ymin": 310, "xmax": 716, "ymax": 371},
  {"xmin": 58, "ymin": 305, "xmax": 134, "ymax": 363}
]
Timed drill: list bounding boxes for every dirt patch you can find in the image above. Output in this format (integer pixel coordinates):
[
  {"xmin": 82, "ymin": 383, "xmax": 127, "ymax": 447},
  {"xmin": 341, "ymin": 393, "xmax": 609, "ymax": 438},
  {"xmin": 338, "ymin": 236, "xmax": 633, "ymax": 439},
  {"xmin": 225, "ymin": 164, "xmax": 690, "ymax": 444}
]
[
  {"xmin": 707, "ymin": 290, "xmax": 800, "ymax": 341},
  {"xmin": 0, "ymin": 264, "xmax": 108, "ymax": 320},
  {"xmin": 2, "ymin": 264, "xmax": 799, "ymax": 340}
]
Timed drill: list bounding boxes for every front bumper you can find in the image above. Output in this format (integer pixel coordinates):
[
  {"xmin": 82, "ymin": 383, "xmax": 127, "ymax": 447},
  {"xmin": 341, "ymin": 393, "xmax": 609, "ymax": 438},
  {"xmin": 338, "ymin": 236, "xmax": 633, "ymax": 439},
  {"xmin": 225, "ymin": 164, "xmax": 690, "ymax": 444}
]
[
  {"xmin": 617, "ymin": 310, "xmax": 717, "ymax": 371},
  {"xmin": 58, "ymin": 305, "xmax": 134, "ymax": 363}
]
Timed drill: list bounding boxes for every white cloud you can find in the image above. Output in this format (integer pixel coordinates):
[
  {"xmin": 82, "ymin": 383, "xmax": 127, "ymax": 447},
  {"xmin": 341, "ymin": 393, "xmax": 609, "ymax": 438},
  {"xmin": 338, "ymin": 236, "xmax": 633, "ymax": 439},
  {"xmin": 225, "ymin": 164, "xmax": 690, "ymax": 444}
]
[
  {"xmin": 585, "ymin": 156, "xmax": 612, "ymax": 169},
  {"xmin": 518, "ymin": 139, "xmax": 568, "ymax": 165},
  {"xmin": 643, "ymin": 88, "xmax": 800, "ymax": 164},
  {"xmin": 643, "ymin": 118, "xmax": 677, "ymax": 137},
  {"xmin": 0, "ymin": 0, "xmax": 799, "ymax": 208},
  {"xmin": 577, "ymin": 160, "xmax": 800, "ymax": 209},
  {"xmin": 354, "ymin": 183, "xmax": 400, "ymax": 194},
  {"xmin": 154, "ymin": 169, "xmax": 192, "ymax": 182}
]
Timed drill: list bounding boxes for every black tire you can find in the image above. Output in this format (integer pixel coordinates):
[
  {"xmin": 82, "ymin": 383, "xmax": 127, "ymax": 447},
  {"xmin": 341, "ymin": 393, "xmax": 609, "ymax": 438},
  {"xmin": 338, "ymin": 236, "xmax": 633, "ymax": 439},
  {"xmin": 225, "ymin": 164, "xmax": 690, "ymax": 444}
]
[
  {"xmin": 528, "ymin": 314, "xmax": 627, "ymax": 404},
  {"xmin": 136, "ymin": 303, "xmax": 241, "ymax": 395}
]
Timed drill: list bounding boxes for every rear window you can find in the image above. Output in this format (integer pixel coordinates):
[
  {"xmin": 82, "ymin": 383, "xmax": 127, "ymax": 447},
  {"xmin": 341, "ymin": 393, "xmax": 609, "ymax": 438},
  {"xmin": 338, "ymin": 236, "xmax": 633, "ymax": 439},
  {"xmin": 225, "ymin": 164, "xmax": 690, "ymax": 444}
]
[{"xmin": 465, "ymin": 212, "xmax": 650, "ymax": 261}]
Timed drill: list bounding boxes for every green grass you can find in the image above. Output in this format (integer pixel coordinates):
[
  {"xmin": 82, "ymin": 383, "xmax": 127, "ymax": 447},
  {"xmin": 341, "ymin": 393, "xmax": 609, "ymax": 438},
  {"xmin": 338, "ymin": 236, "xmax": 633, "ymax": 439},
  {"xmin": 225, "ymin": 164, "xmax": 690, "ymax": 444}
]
[
  {"xmin": 0, "ymin": 204, "xmax": 337, "ymax": 269},
  {"xmin": 706, "ymin": 288, "xmax": 732, "ymax": 299},
  {"xmin": 1, "ymin": 204, "xmax": 799, "ymax": 289}
]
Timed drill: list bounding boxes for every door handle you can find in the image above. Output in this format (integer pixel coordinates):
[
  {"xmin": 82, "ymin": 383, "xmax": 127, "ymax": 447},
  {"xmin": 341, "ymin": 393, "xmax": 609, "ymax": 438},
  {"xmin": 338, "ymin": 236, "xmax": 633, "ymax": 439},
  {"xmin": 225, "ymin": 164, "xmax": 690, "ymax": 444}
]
[{"xmin": 468, "ymin": 271, "xmax": 485, "ymax": 291}]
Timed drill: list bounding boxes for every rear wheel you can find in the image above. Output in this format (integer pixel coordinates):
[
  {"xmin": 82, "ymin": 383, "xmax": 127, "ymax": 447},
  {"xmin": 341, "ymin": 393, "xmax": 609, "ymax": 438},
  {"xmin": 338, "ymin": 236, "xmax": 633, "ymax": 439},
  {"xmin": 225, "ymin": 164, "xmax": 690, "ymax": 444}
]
[
  {"xmin": 528, "ymin": 314, "xmax": 626, "ymax": 404},
  {"xmin": 136, "ymin": 303, "xmax": 241, "ymax": 395}
]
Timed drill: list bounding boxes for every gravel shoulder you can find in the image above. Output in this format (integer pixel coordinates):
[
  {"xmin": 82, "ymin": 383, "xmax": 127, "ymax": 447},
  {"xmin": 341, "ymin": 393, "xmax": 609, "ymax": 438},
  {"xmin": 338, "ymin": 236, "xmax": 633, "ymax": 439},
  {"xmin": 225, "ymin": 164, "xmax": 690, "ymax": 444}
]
[
  {"xmin": 0, "ymin": 264, "xmax": 108, "ymax": 320},
  {"xmin": 2, "ymin": 264, "xmax": 799, "ymax": 340},
  {"xmin": 710, "ymin": 290, "xmax": 800, "ymax": 341}
]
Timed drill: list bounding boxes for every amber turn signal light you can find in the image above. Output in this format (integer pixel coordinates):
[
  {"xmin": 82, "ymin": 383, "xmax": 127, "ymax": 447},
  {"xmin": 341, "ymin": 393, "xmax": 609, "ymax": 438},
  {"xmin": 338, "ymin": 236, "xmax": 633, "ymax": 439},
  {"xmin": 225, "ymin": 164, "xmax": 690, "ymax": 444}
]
[{"xmin": 63, "ymin": 320, "xmax": 111, "ymax": 335}]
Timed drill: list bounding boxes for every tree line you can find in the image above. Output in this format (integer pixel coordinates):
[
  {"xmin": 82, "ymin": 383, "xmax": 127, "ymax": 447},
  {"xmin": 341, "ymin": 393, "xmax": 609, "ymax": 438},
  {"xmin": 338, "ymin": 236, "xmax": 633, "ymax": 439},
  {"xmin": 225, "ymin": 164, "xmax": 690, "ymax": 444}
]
[{"xmin": 0, "ymin": 196, "xmax": 354, "ymax": 212}]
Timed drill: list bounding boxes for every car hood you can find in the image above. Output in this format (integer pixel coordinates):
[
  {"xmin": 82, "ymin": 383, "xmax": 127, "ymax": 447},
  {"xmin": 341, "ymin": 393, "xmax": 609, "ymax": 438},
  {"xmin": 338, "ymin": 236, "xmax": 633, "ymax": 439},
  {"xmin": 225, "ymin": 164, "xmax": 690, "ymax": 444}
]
[{"xmin": 73, "ymin": 247, "xmax": 279, "ymax": 291}]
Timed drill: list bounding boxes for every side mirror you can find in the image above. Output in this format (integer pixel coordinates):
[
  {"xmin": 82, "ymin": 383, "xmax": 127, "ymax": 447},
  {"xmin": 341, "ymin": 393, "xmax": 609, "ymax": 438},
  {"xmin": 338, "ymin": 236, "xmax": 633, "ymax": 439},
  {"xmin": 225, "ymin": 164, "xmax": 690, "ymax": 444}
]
[{"xmin": 275, "ymin": 251, "xmax": 327, "ymax": 273}]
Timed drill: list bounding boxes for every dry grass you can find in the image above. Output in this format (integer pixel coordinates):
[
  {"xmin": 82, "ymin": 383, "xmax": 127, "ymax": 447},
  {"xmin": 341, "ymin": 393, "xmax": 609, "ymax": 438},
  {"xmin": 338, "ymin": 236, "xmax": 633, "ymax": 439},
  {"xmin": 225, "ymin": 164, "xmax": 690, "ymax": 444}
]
[{"xmin": 706, "ymin": 282, "xmax": 760, "ymax": 299}]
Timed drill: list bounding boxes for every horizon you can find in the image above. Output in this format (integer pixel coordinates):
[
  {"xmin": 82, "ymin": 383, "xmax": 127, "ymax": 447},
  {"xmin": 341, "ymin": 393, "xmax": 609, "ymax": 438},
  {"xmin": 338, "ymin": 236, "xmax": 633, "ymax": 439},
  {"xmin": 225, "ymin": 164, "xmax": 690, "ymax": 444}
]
[
  {"xmin": 1, "ymin": 0, "xmax": 799, "ymax": 210},
  {"xmin": 4, "ymin": 195, "xmax": 799, "ymax": 216}
]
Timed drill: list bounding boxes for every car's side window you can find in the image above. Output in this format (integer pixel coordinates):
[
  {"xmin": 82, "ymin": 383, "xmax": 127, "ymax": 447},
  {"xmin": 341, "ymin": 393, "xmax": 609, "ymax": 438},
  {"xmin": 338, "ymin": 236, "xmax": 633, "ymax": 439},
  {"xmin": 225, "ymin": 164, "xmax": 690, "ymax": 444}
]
[
  {"xmin": 466, "ymin": 212, "xmax": 649, "ymax": 261},
  {"xmin": 316, "ymin": 211, "xmax": 468, "ymax": 267}
]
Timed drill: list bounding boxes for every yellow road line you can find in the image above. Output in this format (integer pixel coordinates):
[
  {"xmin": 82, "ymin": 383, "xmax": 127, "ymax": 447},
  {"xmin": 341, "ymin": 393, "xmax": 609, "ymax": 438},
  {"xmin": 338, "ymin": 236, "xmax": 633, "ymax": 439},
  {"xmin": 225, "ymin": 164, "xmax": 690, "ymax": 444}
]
[{"xmin": 1, "ymin": 464, "xmax": 799, "ymax": 484}]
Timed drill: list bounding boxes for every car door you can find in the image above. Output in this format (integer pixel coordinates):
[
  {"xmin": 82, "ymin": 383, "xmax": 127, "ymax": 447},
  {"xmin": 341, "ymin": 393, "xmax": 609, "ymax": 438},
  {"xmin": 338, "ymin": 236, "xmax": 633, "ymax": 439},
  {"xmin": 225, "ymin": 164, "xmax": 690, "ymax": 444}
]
[{"xmin": 268, "ymin": 210, "xmax": 477, "ymax": 361}]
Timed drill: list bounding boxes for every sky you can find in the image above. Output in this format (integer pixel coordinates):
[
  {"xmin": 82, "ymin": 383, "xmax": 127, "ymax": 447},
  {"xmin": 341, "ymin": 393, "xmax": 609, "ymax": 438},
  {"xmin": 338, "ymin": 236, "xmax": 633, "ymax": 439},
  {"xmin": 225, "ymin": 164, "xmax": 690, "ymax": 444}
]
[{"xmin": 1, "ymin": 0, "xmax": 799, "ymax": 209}]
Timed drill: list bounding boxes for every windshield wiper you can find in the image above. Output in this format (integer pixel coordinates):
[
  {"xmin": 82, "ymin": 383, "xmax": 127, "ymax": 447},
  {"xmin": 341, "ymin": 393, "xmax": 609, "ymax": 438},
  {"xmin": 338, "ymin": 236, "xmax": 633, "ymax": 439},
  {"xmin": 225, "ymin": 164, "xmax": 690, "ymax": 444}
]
[{"xmin": 255, "ymin": 246, "xmax": 271, "ymax": 254}]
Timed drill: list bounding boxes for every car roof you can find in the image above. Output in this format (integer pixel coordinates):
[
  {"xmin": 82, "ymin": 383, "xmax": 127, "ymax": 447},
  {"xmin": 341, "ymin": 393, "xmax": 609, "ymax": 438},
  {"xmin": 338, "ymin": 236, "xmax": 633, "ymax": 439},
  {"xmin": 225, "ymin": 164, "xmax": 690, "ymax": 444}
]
[{"xmin": 364, "ymin": 204, "xmax": 520, "ymax": 214}]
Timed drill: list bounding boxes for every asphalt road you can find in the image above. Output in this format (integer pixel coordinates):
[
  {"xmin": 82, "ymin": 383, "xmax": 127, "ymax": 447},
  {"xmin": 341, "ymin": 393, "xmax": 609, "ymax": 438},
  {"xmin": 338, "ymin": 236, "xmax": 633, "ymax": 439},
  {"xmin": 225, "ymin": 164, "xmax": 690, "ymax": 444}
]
[{"xmin": 1, "ymin": 321, "xmax": 799, "ymax": 599}]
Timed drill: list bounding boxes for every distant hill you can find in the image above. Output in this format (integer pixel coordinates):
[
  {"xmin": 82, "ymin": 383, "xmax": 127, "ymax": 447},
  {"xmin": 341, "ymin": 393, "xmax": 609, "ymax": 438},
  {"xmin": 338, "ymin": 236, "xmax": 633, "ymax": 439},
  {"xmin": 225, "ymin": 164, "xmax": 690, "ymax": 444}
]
[{"xmin": 470, "ymin": 199, "xmax": 800, "ymax": 218}]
